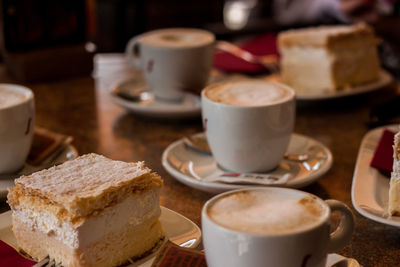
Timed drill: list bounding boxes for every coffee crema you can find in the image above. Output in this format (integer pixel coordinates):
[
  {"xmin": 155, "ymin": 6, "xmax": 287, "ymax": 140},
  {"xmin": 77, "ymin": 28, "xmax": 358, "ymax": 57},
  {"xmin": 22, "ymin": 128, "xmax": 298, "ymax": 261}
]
[
  {"xmin": 140, "ymin": 28, "xmax": 215, "ymax": 48},
  {"xmin": 204, "ymin": 80, "xmax": 294, "ymax": 107},
  {"xmin": 0, "ymin": 87, "xmax": 27, "ymax": 109},
  {"xmin": 207, "ymin": 190, "xmax": 325, "ymax": 235}
]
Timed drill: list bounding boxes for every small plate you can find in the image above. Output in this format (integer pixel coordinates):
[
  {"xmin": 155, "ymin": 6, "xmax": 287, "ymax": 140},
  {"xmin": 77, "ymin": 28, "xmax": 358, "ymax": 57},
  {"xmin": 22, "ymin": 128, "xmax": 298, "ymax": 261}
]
[
  {"xmin": 162, "ymin": 133, "xmax": 333, "ymax": 194},
  {"xmin": 0, "ymin": 144, "xmax": 78, "ymax": 198},
  {"xmin": 110, "ymin": 79, "xmax": 201, "ymax": 119},
  {"xmin": 0, "ymin": 207, "xmax": 201, "ymax": 267},
  {"xmin": 266, "ymin": 69, "xmax": 392, "ymax": 101},
  {"xmin": 351, "ymin": 124, "xmax": 400, "ymax": 227}
]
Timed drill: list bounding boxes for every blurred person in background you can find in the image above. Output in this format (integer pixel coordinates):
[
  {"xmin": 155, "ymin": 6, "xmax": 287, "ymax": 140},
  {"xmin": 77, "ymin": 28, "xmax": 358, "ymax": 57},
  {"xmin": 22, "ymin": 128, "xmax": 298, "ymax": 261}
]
[{"xmin": 274, "ymin": 0, "xmax": 399, "ymax": 25}]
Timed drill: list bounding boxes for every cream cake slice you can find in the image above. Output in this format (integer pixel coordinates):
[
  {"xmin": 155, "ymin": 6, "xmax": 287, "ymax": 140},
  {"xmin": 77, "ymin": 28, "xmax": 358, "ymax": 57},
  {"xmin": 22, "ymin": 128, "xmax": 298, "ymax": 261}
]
[
  {"xmin": 278, "ymin": 23, "xmax": 380, "ymax": 95},
  {"xmin": 7, "ymin": 153, "xmax": 164, "ymax": 267},
  {"xmin": 389, "ymin": 132, "xmax": 400, "ymax": 216}
]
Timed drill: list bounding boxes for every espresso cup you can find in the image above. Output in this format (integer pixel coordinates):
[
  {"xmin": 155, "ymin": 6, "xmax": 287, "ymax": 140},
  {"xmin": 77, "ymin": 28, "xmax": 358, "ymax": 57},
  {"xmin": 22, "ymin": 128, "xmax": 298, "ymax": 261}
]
[
  {"xmin": 125, "ymin": 28, "xmax": 215, "ymax": 101},
  {"xmin": 201, "ymin": 79, "xmax": 295, "ymax": 173},
  {"xmin": 0, "ymin": 84, "xmax": 35, "ymax": 174},
  {"xmin": 202, "ymin": 187, "xmax": 355, "ymax": 267}
]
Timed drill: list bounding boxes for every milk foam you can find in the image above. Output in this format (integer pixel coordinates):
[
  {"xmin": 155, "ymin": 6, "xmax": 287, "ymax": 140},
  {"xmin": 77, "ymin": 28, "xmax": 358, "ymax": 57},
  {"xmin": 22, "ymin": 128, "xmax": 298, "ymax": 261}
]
[
  {"xmin": 205, "ymin": 81, "xmax": 293, "ymax": 106},
  {"xmin": 0, "ymin": 87, "xmax": 26, "ymax": 109},
  {"xmin": 140, "ymin": 29, "xmax": 214, "ymax": 48},
  {"xmin": 208, "ymin": 191, "xmax": 325, "ymax": 235}
]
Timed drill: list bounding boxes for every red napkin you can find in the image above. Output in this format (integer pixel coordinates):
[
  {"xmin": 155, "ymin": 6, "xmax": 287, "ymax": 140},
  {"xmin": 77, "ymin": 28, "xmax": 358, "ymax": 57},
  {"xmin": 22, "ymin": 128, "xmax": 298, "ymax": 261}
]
[
  {"xmin": 0, "ymin": 240, "xmax": 36, "ymax": 267},
  {"xmin": 370, "ymin": 129, "xmax": 395, "ymax": 176},
  {"xmin": 213, "ymin": 33, "xmax": 278, "ymax": 73}
]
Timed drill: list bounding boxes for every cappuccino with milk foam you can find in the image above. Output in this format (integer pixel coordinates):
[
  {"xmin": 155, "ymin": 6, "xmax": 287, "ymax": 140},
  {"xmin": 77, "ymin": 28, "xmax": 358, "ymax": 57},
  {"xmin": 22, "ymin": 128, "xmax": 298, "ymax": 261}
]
[
  {"xmin": 204, "ymin": 80, "xmax": 293, "ymax": 106},
  {"xmin": 139, "ymin": 28, "xmax": 215, "ymax": 48},
  {"xmin": 202, "ymin": 188, "xmax": 355, "ymax": 267},
  {"xmin": 207, "ymin": 190, "xmax": 326, "ymax": 235},
  {"xmin": 0, "ymin": 87, "xmax": 27, "ymax": 109}
]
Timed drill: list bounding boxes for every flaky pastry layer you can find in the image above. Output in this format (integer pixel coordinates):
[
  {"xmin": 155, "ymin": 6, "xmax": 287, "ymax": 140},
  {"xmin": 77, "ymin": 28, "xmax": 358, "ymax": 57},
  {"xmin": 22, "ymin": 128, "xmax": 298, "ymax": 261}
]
[
  {"xmin": 8, "ymin": 154, "xmax": 163, "ymax": 219},
  {"xmin": 278, "ymin": 23, "xmax": 378, "ymax": 48}
]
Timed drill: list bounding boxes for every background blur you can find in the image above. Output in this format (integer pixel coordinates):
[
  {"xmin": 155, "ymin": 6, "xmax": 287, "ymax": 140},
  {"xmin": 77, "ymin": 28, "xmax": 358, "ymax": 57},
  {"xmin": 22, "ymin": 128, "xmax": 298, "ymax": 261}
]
[
  {"xmin": 0, "ymin": 0, "xmax": 399, "ymax": 81},
  {"xmin": 0, "ymin": 0, "xmax": 285, "ymax": 54}
]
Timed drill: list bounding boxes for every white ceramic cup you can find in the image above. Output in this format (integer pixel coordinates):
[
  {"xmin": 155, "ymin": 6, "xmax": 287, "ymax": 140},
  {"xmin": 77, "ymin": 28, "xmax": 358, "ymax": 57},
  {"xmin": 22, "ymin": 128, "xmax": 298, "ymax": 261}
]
[
  {"xmin": 125, "ymin": 28, "xmax": 215, "ymax": 101},
  {"xmin": 202, "ymin": 187, "xmax": 355, "ymax": 267},
  {"xmin": 201, "ymin": 79, "xmax": 295, "ymax": 173},
  {"xmin": 0, "ymin": 84, "xmax": 35, "ymax": 174}
]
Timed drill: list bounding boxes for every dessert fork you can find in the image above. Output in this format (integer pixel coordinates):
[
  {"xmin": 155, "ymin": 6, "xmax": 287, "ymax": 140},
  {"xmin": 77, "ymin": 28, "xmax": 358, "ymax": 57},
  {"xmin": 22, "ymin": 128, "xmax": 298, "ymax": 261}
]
[
  {"xmin": 215, "ymin": 41, "xmax": 280, "ymax": 74},
  {"xmin": 33, "ymin": 256, "xmax": 62, "ymax": 267}
]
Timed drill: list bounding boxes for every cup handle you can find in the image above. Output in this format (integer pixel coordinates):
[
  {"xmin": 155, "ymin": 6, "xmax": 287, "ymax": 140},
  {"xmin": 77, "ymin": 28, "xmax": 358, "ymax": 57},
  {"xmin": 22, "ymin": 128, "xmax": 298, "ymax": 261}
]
[
  {"xmin": 125, "ymin": 36, "xmax": 142, "ymax": 70},
  {"xmin": 325, "ymin": 199, "xmax": 355, "ymax": 253}
]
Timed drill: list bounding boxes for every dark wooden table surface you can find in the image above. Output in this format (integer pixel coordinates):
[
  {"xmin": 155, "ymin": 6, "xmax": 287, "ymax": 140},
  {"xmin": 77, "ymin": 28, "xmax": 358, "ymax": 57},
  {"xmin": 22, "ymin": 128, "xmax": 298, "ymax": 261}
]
[{"xmin": 1, "ymin": 54, "xmax": 400, "ymax": 267}]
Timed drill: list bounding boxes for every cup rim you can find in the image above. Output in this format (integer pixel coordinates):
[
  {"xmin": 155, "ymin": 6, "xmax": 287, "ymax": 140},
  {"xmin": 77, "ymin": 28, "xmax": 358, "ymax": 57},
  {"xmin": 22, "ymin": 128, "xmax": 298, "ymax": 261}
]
[
  {"xmin": 0, "ymin": 83, "xmax": 34, "ymax": 111},
  {"xmin": 201, "ymin": 80, "xmax": 295, "ymax": 109},
  {"xmin": 137, "ymin": 27, "xmax": 216, "ymax": 50},
  {"xmin": 202, "ymin": 187, "xmax": 330, "ymax": 238}
]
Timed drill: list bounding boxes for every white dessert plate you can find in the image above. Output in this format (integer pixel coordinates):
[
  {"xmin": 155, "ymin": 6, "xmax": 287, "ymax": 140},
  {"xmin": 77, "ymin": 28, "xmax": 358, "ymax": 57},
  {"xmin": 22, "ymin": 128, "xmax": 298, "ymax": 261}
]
[
  {"xmin": 0, "ymin": 207, "xmax": 201, "ymax": 267},
  {"xmin": 352, "ymin": 124, "xmax": 400, "ymax": 227},
  {"xmin": 162, "ymin": 132, "xmax": 333, "ymax": 194},
  {"xmin": 266, "ymin": 69, "xmax": 392, "ymax": 101},
  {"xmin": 110, "ymin": 79, "xmax": 201, "ymax": 119},
  {"xmin": 0, "ymin": 144, "xmax": 78, "ymax": 198},
  {"xmin": 326, "ymin": 254, "xmax": 361, "ymax": 267}
]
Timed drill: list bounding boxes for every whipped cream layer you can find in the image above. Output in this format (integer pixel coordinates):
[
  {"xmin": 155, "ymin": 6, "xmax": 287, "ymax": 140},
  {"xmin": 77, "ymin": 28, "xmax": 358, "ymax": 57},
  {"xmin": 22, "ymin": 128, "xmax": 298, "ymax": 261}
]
[
  {"xmin": 280, "ymin": 46, "xmax": 334, "ymax": 94},
  {"xmin": 12, "ymin": 188, "xmax": 161, "ymax": 249},
  {"xmin": 392, "ymin": 132, "xmax": 400, "ymax": 180}
]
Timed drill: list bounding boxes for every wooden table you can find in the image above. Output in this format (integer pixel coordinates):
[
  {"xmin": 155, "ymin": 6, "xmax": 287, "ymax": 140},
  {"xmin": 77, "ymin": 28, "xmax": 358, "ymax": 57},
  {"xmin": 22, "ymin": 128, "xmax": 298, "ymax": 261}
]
[{"xmin": 1, "ymin": 54, "xmax": 399, "ymax": 267}]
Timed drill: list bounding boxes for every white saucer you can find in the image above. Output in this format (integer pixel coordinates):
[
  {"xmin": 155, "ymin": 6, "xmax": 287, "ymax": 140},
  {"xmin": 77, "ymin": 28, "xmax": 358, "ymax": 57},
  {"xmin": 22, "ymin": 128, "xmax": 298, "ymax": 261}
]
[
  {"xmin": 0, "ymin": 144, "xmax": 78, "ymax": 198},
  {"xmin": 162, "ymin": 133, "xmax": 333, "ymax": 194},
  {"xmin": 352, "ymin": 124, "xmax": 400, "ymax": 227},
  {"xmin": 0, "ymin": 207, "xmax": 201, "ymax": 267},
  {"xmin": 266, "ymin": 69, "xmax": 392, "ymax": 101},
  {"xmin": 110, "ymin": 79, "xmax": 201, "ymax": 119}
]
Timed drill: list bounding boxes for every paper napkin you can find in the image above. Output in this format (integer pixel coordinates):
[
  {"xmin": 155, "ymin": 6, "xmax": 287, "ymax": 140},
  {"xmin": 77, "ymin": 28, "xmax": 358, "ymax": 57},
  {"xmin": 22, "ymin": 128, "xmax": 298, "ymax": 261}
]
[
  {"xmin": 370, "ymin": 129, "xmax": 395, "ymax": 176},
  {"xmin": 151, "ymin": 241, "xmax": 206, "ymax": 267},
  {"xmin": 0, "ymin": 240, "xmax": 35, "ymax": 267},
  {"xmin": 213, "ymin": 33, "xmax": 278, "ymax": 73}
]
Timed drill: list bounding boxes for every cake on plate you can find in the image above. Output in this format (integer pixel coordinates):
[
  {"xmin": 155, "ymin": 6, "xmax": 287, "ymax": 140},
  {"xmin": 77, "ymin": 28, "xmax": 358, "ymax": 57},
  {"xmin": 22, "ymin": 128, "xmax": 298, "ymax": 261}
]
[
  {"xmin": 278, "ymin": 23, "xmax": 380, "ymax": 95},
  {"xmin": 389, "ymin": 132, "xmax": 400, "ymax": 216},
  {"xmin": 7, "ymin": 153, "xmax": 164, "ymax": 267}
]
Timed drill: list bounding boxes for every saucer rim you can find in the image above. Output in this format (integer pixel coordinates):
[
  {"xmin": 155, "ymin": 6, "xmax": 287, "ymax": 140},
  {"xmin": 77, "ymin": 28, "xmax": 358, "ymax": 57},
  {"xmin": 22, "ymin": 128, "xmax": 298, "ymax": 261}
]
[
  {"xmin": 110, "ymin": 80, "xmax": 201, "ymax": 119},
  {"xmin": 162, "ymin": 132, "xmax": 333, "ymax": 194},
  {"xmin": 296, "ymin": 69, "xmax": 392, "ymax": 101}
]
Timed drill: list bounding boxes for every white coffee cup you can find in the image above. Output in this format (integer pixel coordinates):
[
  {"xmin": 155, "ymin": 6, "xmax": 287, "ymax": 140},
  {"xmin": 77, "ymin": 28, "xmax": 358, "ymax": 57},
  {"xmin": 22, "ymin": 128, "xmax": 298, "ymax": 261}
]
[
  {"xmin": 125, "ymin": 28, "xmax": 215, "ymax": 101},
  {"xmin": 0, "ymin": 84, "xmax": 35, "ymax": 173},
  {"xmin": 201, "ymin": 79, "xmax": 295, "ymax": 173},
  {"xmin": 202, "ymin": 187, "xmax": 355, "ymax": 267}
]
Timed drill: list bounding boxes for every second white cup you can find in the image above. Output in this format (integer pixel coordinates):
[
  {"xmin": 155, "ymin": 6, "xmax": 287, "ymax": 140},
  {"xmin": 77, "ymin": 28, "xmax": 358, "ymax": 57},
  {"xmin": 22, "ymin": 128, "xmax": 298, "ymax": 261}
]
[
  {"xmin": 126, "ymin": 28, "xmax": 215, "ymax": 101},
  {"xmin": 201, "ymin": 79, "xmax": 295, "ymax": 173}
]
